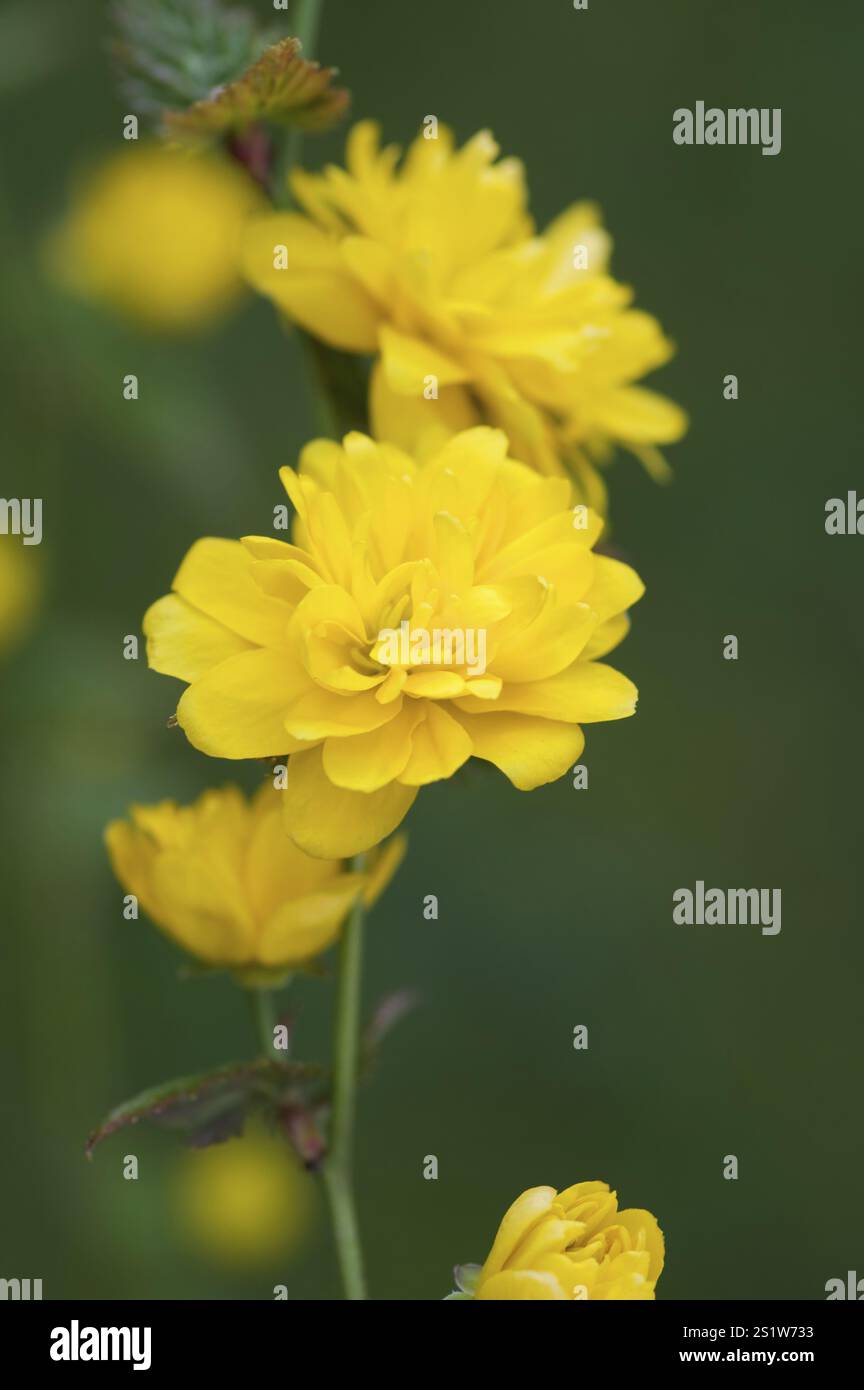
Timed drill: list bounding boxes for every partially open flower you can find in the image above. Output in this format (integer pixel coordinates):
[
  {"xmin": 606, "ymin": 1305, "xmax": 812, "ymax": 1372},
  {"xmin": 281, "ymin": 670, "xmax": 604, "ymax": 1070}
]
[
  {"xmin": 104, "ymin": 784, "xmax": 403, "ymax": 978},
  {"xmin": 47, "ymin": 145, "xmax": 263, "ymax": 331},
  {"xmin": 144, "ymin": 427, "xmax": 643, "ymax": 858},
  {"xmin": 242, "ymin": 121, "xmax": 687, "ymax": 510},
  {"xmin": 452, "ymin": 1181, "xmax": 664, "ymax": 1300}
]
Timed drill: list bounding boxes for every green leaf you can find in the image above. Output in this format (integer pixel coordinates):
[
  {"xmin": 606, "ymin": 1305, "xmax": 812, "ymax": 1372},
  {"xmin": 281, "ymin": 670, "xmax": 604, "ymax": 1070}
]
[
  {"xmin": 86, "ymin": 1057, "xmax": 321, "ymax": 1156},
  {"xmin": 111, "ymin": 0, "xmax": 286, "ymax": 123},
  {"xmin": 164, "ymin": 36, "xmax": 349, "ymax": 141}
]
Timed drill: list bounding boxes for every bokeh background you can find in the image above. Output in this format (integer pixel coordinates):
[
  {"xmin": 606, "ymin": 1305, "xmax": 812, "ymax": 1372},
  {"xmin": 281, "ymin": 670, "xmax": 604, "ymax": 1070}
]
[{"xmin": 1, "ymin": 0, "xmax": 862, "ymax": 1300}]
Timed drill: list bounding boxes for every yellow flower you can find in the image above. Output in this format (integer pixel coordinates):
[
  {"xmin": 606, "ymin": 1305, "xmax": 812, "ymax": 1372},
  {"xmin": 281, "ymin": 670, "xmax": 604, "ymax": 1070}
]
[
  {"xmin": 242, "ymin": 120, "xmax": 687, "ymax": 509},
  {"xmin": 462, "ymin": 1181, "xmax": 664, "ymax": 1300},
  {"xmin": 175, "ymin": 1128, "xmax": 316, "ymax": 1267},
  {"xmin": 143, "ymin": 426, "xmax": 642, "ymax": 859},
  {"xmin": 0, "ymin": 536, "xmax": 41, "ymax": 656},
  {"xmin": 47, "ymin": 145, "xmax": 263, "ymax": 331},
  {"xmin": 104, "ymin": 783, "xmax": 403, "ymax": 975}
]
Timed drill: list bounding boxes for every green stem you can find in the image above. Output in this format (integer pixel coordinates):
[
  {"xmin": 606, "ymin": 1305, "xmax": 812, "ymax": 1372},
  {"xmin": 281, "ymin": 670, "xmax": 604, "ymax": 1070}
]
[
  {"xmin": 272, "ymin": 0, "xmax": 326, "ymax": 206},
  {"xmin": 293, "ymin": 0, "xmax": 325, "ymax": 54},
  {"xmin": 250, "ymin": 988, "xmax": 278, "ymax": 1058},
  {"xmin": 324, "ymin": 856, "xmax": 367, "ymax": 1299}
]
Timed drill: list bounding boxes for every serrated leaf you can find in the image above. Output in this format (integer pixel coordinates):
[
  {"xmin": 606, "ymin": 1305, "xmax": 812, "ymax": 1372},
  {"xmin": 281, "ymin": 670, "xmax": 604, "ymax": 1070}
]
[
  {"xmin": 86, "ymin": 1058, "xmax": 320, "ymax": 1156},
  {"xmin": 164, "ymin": 36, "xmax": 348, "ymax": 140},
  {"xmin": 112, "ymin": 0, "xmax": 280, "ymax": 120}
]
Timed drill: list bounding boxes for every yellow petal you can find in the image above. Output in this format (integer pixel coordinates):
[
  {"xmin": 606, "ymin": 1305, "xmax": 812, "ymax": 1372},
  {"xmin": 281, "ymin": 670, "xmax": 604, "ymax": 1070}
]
[
  {"xmin": 480, "ymin": 1187, "xmax": 558, "ymax": 1279},
  {"xmin": 402, "ymin": 671, "xmax": 466, "ymax": 698},
  {"xmin": 398, "ymin": 702, "xmax": 473, "ymax": 786},
  {"xmin": 509, "ymin": 1217, "xmax": 586, "ymax": 1269},
  {"xmin": 243, "ymin": 787, "xmax": 339, "ymax": 924},
  {"xmin": 590, "ymin": 385, "xmax": 688, "ymax": 446},
  {"xmin": 580, "ymin": 612, "xmax": 629, "ymax": 661},
  {"xmin": 491, "ymin": 598, "xmax": 597, "ymax": 682},
  {"xmin": 379, "ymin": 324, "xmax": 471, "ymax": 395},
  {"xmin": 257, "ymin": 881, "xmax": 363, "ymax": 967},
  {"xmin": 585, "ymin": 555, "xmax": 644, "ymax": 623},
  {"xmin": 613, "ymin": 1209, "xmax": 665, "ymax": 1282},
  {"xmin": 476, "ymin": 1270, "xmax": 567, "ymax": 1300},
  {"xmin": 370, "ymin": 361, "xmax": 479, "ymax": 460},
  {"xmin": 322, "ymin": 701, "xmax": 425, "ymax": 792},
  {"xmin": 177, "ymin": 648, "xmax": 307, "ymax": 758},
  {"xmin": 283, "ymin": 747, "xmax": 417, "ymax": 858},
  {"xmin": 453, "ymin": 710, "xmax": 585, "ymax": 789},
  {"xmin": 143, "ymin": 593, "xmax": 253, "ymax": 682},
  {"xmin": 242, "ymin": 214, "xmax": 381, "ymax": 351},
  {"xmin": 148, "ymin": 848, "xmax": 255, "ymax": 965},
  {"xmin": 459, "ymin": 661, "xmax": 638, "ymax": 723},
  {"xmin": 285, "ymin": 686, "xmax": 403, "ymax": 740},
  {"xmin": 172, "ymin": 538, "xmax": 291, "ymax": 647}
]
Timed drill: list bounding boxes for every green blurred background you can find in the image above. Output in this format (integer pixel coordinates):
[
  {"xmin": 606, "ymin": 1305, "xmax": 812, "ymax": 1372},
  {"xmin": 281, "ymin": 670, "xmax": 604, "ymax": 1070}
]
[{"xmin": 1, "ymin": 0, "xmax": 862, "ymax": 1300}]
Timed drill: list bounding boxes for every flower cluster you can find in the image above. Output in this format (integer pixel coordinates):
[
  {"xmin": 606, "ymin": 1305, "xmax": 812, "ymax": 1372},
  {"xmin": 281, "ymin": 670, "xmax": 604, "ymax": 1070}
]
[{"xmin": 88, "ymin": 3, "xmax": 677, "ymax": 1303}]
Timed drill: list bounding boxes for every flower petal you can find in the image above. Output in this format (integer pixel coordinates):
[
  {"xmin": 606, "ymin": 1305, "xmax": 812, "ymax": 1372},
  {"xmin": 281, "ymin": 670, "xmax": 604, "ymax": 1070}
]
[
  {"xmin": 458, "ymin": 661, "xmax": 638, "ymax": 723},
  {"xmin": 476, "ymin": 1270, "xmax": 567, "ymax": 1300},
  {"xmin": 177, "ymin": 648, "xmax": 308, "ymax": 758},
  {"xmin": 322, "ymin": 701, "xmax": 425, "ymax": 792},
  {"xmin": 143, "ymin": 593, "xmax": 253, "ymax": 682},
  {"xmin": 398, "ymin": 702, "xmax": 473, "ymax": 786},
  {"xmin": 283, "ymin": 747, "xmax": 417, "ymax": 857},
  {"xmin": 257, "ymin": 881, "xmax": 363, "ymax": 967},
  {"xmin": 453, "ymin": 710, "xmax": 585, "ymax": 789},
  {"xmin": 173, "ymin": 537, "xmax": 291, "ymax": 647},
  {"xmin": 479, "ymin": 1187, "xmax": 558, "ymax": 1279}
]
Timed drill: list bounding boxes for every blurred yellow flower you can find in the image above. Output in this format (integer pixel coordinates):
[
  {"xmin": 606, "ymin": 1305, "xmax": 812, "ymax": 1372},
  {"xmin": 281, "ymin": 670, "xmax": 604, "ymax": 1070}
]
[
  {"xmin": 175, "ymin": 1128, "xmax": 316, "ymax": 1267},
  {"xmin": 143, "ymin": 426, "xmax": 642, "ymax": 859},
  {"xmin": 0, "ymin": 536, "xmax": 41, "ymax": 656},
  {"xmin": 104, "ymin": 783, "xmax": 403, "ymax": 974},
  {"xmin": 462, "ymin": 1181, "xmax": 664, "ymax": 1300},
  {"xmin": 48, "ymin": 145, "xmax": 263, "ymax": 331},
  {"xmin": 242, "ymin": 120, "xmax": 687, "ymax": 509}
]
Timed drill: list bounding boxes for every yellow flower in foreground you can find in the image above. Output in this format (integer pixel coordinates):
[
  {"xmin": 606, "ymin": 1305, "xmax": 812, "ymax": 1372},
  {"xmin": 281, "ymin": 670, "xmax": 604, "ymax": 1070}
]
[
  {"xmin": 175, "ymin": 1128, "xmax": 316, "ymax": 1267},
  {"xmin": 460, "ymin": 1181, "xmax": 664, "ymax": 1300},
  {"xmin": 105, "ymin": 784, "xmax": 403, "ymax": 975},
  {"xmin": 0, "ymin": 536, "xmax": 41, "ymax": 656},
  {"xmin": 242, "ymin": 121, "xmax": 687, "ymax": 509},
  {"xmin": 143, "ymin": 426, "xmax": 643, "ymax": 858},
  {"xmin": 47, "ymin": 145, "xmax": 263, "ymax": 331}
]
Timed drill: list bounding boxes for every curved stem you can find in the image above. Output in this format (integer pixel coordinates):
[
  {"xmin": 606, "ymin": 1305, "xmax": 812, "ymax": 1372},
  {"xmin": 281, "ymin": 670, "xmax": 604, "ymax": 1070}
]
[{"xmin": 324, "ymin": 859, "xmax": 367, "ymax": 1299}]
